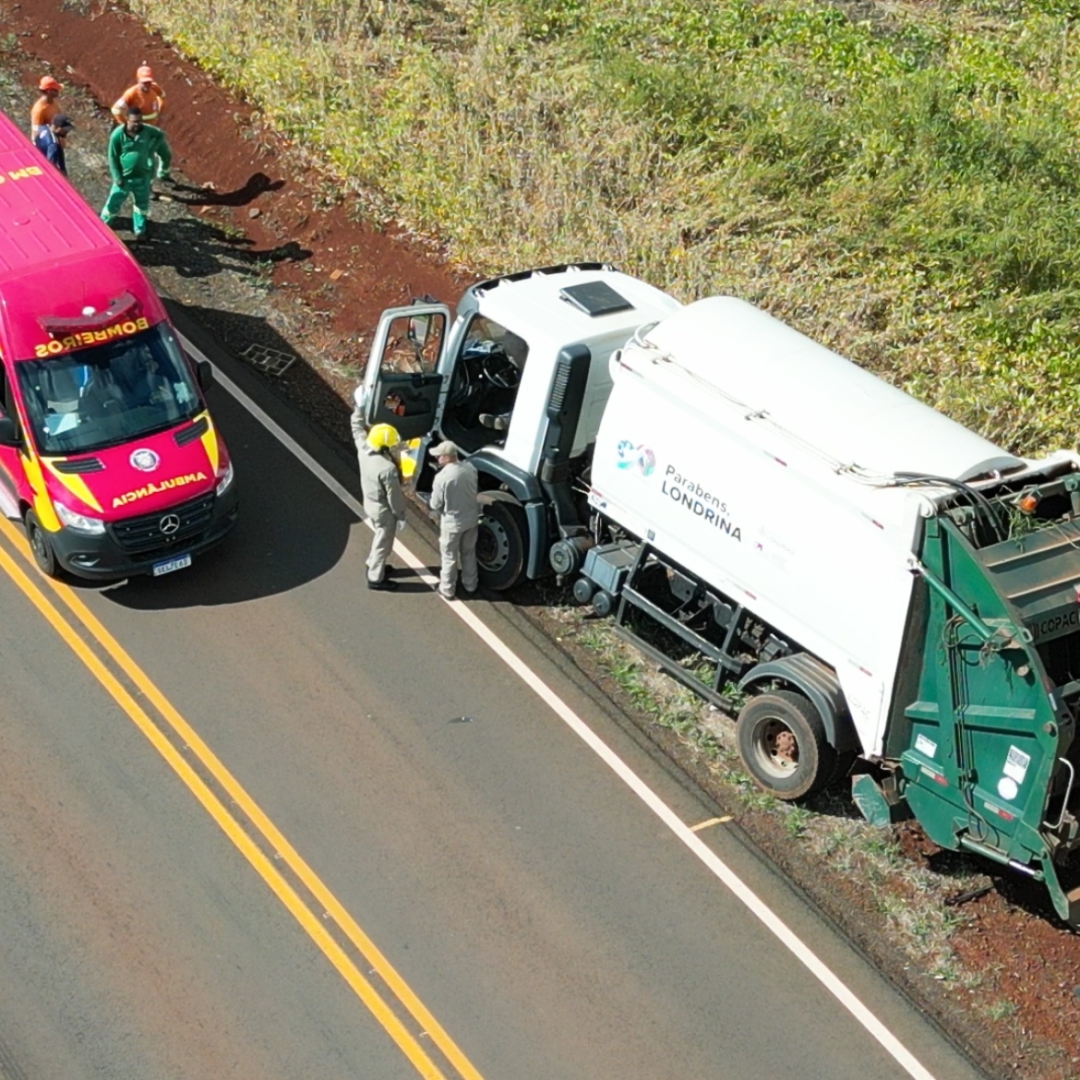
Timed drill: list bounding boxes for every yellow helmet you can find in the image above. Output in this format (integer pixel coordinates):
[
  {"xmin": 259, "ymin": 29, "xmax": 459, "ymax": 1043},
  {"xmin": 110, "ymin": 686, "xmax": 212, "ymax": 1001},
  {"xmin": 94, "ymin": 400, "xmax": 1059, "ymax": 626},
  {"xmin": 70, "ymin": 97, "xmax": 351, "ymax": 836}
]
[{"xmin": 366, "ymin": 422, "xmax": 401, "ymax": 451}]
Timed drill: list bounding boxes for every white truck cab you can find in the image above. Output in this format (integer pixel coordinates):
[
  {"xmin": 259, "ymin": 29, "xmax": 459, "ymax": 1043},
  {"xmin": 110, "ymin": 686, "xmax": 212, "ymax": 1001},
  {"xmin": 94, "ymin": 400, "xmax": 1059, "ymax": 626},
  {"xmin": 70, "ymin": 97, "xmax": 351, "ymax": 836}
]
[{"xmin": 358, "ymin": 263, "xmax": 679, "ymax": 587}]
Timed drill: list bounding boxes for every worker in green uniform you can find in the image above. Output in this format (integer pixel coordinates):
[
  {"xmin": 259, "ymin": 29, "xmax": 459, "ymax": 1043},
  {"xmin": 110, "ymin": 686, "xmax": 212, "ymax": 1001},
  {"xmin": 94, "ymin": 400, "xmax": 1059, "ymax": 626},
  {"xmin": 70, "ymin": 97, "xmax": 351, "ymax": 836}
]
[{"xmin": 100, "ymin": 106, "xmax": 172, "ymax": 240}]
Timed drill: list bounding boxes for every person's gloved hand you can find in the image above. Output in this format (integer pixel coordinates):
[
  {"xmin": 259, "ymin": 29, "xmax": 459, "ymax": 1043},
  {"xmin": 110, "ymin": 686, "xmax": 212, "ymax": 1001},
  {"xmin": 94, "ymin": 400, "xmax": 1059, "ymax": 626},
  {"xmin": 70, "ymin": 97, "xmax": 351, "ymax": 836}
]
[
  {"xmin": 156, "ymin": 167, "xmax": 172, "ymax": 183},
  {"xmin": 396, "ymin": 518, "xmax": 407, "ymax": 532}
]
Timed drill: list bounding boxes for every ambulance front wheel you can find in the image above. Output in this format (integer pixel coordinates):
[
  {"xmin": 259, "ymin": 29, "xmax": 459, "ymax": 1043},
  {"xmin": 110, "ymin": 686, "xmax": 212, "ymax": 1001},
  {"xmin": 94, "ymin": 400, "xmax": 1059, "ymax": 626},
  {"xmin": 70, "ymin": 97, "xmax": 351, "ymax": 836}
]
[
  {"xmin": 25, "ymin": 510, "xmax": 58, "ymax": 578},
  {"xmin": 736, "ymin": 690, "xmax": 835, "ymax": 801}
]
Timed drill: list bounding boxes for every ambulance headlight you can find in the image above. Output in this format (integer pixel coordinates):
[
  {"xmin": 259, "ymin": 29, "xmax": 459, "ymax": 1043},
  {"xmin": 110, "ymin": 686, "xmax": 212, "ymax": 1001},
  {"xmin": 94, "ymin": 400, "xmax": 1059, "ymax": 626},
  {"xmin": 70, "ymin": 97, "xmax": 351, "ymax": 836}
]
[
  {"xmin": 215, "ymin": 458, "xmax": 235, "ymax": 495},
  {"xmin": 54, "ymin": 503, "xmax": 106, "ymax": 535}
]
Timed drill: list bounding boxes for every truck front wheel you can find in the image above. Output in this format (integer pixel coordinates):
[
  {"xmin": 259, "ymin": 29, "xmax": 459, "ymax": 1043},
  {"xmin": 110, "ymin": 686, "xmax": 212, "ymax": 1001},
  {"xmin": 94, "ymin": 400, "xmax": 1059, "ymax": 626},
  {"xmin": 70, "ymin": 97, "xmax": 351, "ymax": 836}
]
[
  {"xmin": 476, "ymin": 495, "xmax": 526, "ymax": 591},
  {"xmin": 736, "ymin": 690, "xmax": 835, "ymax": 801}
]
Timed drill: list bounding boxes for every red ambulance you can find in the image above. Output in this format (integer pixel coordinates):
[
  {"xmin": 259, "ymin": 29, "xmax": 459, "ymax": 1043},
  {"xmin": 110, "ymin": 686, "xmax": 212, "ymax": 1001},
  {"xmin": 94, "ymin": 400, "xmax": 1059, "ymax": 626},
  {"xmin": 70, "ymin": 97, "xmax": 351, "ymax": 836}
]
[{"xmin": 0, "ymin": 108, "xmax": 238, "ymax": 579}]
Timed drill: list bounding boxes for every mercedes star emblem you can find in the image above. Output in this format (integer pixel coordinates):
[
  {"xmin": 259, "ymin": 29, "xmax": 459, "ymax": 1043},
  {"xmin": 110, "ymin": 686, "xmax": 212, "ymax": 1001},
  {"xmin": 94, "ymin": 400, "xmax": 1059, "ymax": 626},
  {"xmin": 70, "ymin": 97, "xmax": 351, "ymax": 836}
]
[{"xmin": 159, "ymin": 513, "xmax": 181, "ymax": 536}]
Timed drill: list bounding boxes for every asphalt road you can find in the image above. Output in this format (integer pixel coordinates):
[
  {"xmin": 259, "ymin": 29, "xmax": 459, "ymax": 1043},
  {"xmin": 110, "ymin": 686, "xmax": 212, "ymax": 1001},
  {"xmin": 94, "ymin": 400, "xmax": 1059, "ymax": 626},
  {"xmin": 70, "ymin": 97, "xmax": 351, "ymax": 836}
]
[{"xmin": 0, "ymin": 311, "xmax": 989, "ymax": 1080}]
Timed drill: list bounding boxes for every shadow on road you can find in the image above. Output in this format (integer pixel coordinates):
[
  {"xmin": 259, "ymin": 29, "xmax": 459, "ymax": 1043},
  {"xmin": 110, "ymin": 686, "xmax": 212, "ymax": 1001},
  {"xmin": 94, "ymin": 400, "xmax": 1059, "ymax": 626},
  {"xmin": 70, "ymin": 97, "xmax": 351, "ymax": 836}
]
[
  {"xmin": 82, "ymin": 307, "xmax": 362, "ymax": 609},
  {"xmin": 172, "ymin": 303, "xmax": 360, "ymax": 450},
  {"xmin": 95, "ymin": 457, "xmax": 359, "ymax": 609}
]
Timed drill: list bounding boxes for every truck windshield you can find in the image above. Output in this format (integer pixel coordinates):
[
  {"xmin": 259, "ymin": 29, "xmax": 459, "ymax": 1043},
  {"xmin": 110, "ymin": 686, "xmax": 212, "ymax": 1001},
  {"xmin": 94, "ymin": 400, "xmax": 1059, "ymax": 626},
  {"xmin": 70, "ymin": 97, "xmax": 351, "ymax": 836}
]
[{"xmin": 16, "ymin": 323, "xmax": 202, "ymax": 455}]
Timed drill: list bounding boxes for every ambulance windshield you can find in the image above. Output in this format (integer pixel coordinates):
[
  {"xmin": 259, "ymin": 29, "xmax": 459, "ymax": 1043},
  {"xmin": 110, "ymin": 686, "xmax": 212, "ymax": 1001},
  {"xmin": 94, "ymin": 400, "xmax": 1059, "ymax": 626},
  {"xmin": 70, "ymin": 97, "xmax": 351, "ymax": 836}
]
[{"xmin": 16, "ymin": 323, "xmax": 202, "ymax": 455}]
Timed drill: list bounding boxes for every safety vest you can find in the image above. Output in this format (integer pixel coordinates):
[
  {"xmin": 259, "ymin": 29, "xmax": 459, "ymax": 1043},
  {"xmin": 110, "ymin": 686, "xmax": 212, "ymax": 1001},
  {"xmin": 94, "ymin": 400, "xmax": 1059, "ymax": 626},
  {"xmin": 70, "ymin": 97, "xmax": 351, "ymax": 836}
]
[{"xmin": 111, "ymin": 83, "xmax": 166, "ymax": 125}]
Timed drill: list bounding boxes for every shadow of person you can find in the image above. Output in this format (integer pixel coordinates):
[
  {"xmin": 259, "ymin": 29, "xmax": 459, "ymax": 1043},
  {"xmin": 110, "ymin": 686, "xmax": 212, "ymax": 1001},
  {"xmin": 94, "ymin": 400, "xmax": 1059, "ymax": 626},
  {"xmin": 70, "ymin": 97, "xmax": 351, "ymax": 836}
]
[
  {"xmin": 168, "ymin": 171, "xmax": 286, "ymax": 207},
  {"xmin": 233, "ymin": 239, "xmax": 311, "ymax": 265},
  {"xmin": 374, "ymin": 578, "xmax": 432, "ymax": 594},
  {"xmin": 133, "ymin": 218, "xmax": 311, "ymax": 280}
]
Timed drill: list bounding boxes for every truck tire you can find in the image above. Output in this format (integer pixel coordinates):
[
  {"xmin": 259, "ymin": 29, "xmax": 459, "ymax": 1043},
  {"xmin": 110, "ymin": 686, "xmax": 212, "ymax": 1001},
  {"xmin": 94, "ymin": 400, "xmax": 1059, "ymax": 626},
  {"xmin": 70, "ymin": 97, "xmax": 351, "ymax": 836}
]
[
  {"xmin": 736, "ymin": 690, "xmax": 835, "ymax": 801},
  {"xmin": 25, "ymin": 509, "xmax": 58, "ymax": 578},
  {"xmin": 476, "ymin": 495, "xmax": 526, "ymax": 591}
]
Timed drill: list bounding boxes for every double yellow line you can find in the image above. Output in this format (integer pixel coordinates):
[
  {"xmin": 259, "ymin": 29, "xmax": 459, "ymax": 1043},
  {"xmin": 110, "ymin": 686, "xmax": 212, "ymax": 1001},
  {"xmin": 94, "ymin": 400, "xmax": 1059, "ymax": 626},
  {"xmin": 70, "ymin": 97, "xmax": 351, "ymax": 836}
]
[{"xmin": 0, "ymin": 515, "xmax": 484, "ymax": 1080}]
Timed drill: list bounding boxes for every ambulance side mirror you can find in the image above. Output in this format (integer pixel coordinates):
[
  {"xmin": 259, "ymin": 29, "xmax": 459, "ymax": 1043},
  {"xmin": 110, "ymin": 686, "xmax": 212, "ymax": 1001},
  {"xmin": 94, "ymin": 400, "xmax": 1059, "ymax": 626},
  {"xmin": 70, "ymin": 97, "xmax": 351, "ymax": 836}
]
[
  {"xmin": 197, "ymin": 360, "xmax": 214, "ymax": 391},
  {"xmin": 0, "ymin": 416, "xmax": 19, "ymax": 447}
]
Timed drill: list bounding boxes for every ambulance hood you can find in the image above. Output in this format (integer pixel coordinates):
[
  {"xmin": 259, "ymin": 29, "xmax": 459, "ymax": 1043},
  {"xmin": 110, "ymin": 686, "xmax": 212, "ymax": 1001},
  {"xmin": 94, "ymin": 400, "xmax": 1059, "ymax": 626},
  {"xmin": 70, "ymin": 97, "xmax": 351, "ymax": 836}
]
[{"xmin": 43, "ymin": 414, "xmax": 222, "ymax": 520}]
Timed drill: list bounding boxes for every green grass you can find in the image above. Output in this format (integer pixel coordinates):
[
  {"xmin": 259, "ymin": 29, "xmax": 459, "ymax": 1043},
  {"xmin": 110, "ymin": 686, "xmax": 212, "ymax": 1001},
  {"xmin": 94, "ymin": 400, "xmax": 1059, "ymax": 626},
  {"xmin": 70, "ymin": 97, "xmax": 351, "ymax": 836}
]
[
  {"xmin": 985, "ymin": 998, "xmax": 1019, "ymax": 1021},
  {"xmin": 129, "ymin": 0, "xmax": 1080, "ymax": 455}
]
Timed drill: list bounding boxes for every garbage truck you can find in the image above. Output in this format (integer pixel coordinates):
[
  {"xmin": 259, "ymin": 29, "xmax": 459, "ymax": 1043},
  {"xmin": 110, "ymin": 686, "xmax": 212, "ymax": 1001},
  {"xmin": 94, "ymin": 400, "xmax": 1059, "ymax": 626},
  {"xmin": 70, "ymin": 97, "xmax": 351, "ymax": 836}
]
[{"xmin": 357, "ymin": 264, "xmax": 1080, "ymax": 924}]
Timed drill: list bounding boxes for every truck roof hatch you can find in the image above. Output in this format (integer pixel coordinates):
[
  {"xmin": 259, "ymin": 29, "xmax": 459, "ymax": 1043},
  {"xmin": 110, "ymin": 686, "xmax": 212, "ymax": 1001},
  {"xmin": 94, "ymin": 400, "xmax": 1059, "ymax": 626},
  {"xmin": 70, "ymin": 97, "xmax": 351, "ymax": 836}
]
[{"xmin": 558, "ymin": 281, "xmax": 633, "ymax": 317}]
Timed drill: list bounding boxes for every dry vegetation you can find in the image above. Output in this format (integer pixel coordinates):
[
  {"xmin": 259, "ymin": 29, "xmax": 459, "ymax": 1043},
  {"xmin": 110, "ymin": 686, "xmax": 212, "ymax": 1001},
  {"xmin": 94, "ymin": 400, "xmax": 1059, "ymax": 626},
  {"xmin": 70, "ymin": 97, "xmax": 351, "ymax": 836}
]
[{"xmin": 129, "ymin": 0, "xmax": 1080, "ymax": 453}]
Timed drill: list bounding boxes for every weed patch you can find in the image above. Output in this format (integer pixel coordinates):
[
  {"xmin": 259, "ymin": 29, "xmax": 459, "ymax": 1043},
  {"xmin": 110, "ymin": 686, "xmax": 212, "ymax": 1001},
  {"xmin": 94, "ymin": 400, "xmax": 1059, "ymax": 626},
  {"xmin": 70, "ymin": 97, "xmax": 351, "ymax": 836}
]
[{"xmin": 129, "ymin": 0, "xmax": 1080, "ymax": 457}]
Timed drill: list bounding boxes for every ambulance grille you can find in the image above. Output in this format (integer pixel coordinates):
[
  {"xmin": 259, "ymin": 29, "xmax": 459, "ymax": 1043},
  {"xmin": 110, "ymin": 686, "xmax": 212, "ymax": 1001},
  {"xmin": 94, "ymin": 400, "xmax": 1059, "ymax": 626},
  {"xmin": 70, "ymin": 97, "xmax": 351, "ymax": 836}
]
[{"xmin": 109, "ymin": 492, "xmax": 216, "ymax": 554}]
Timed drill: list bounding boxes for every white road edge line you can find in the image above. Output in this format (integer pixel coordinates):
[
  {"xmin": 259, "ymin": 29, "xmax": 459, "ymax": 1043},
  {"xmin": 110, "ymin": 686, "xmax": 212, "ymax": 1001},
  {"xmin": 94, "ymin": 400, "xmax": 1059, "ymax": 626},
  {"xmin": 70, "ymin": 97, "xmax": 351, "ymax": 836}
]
[{"xmin": 194, "ymin": 338, "xmax": 939, "ymax": 1080}]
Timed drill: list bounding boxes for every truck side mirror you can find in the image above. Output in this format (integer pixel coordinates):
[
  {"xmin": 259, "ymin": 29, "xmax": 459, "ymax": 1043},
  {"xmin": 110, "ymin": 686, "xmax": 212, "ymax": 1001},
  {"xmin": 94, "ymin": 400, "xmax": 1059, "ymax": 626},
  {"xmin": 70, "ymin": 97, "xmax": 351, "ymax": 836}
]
[
  {"xmin": 197, "ymin": 360, "xmax": 214, "ymax": 391},
  {"xmin": 408, "ymin": 314, "xmax": 430, "ymax": 348},
  {"xmin": 0, "ymin": 416, "xmax": 19, "ymax": 447}
]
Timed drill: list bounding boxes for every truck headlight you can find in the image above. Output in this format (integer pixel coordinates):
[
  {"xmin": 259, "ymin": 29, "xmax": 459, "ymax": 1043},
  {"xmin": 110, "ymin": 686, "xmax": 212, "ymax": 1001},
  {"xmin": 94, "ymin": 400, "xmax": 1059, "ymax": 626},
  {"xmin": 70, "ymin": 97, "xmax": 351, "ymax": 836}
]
[
  {"xmin": 55, "ymin": 502, "xmax": 106, "ymax": 535},
  {"xmin": 215, "ymin": 458, "xmax": 235, "ymax": 495}
]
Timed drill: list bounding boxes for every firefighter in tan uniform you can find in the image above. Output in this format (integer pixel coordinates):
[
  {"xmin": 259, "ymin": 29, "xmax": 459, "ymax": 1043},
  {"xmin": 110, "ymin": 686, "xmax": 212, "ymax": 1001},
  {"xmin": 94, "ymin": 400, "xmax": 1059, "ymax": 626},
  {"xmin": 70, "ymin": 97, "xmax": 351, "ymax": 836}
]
[
  {"xmin": 428, "ymin": 441, "xmax": 479, "ymax": 601},
  {"xmin": 350, "ymin": 414, "xmax": 407, "ymax": 591}
]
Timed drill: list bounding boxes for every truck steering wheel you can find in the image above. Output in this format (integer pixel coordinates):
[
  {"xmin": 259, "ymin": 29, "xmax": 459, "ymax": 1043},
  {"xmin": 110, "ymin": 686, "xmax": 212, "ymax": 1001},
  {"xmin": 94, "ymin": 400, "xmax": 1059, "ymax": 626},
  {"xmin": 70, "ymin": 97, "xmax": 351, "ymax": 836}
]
[{"xmin": 482, "ymin": 351, "xmax": 520, "ymax": 390}]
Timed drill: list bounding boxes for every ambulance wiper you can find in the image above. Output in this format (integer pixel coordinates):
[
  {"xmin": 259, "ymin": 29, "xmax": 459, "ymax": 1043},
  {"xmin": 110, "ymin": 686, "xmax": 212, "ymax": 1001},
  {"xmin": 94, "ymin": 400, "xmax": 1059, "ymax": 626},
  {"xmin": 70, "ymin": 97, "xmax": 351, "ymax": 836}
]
[
  {"xmin": 86, "ymin": 412, "xmax": 200, "ymax": 452},
  {"xmin": 131, "ymin": 415, "xmax": 197, "ymax": 441}
]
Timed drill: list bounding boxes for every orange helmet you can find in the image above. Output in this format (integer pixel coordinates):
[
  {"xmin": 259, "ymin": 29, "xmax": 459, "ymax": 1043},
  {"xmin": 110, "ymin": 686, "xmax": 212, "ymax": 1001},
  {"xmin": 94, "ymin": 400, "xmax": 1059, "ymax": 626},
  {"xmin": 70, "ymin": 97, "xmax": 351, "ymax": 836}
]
[
  {"xmin": 136, "ymin": 65, "xmax": 154, "ymax": 81},
  {"xmin": 39, "ymin": 75, "xmax": 61, "ymax": 92}
]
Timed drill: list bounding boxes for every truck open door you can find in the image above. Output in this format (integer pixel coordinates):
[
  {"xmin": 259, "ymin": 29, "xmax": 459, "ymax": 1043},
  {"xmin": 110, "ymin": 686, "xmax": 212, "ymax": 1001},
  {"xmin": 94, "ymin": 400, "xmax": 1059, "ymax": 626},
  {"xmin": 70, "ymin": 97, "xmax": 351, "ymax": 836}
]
[{"xmin": 360, "ymin": 303, "xmax": 450, "ymax": 440}]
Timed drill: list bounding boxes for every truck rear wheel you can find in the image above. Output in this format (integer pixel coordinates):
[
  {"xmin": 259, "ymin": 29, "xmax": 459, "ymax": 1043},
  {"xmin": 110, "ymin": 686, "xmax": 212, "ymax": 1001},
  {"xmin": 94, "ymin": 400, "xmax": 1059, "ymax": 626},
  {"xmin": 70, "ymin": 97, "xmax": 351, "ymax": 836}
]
[
  {"xmin": 25, "ymin": 509, "xmax": 58, "ymax": 578},
  {"xmin": 476, "ymin": 495, "xmax": 526, "ymax": 591},
  {"xmin": 736, "ymin": 690, "xmax": 835, "ymax": 801}
]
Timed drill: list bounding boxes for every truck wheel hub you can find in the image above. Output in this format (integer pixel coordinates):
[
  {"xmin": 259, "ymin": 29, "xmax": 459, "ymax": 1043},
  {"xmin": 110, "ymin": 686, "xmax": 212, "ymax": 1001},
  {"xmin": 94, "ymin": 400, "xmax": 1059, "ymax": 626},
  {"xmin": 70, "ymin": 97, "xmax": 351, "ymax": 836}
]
[
  {"xmin": 477, "ymin": 519, "xmax": 510, "ymax": 571},
  {"xmin": 762, "ymin": 720, "xmax": 798, "ymax": 772}
]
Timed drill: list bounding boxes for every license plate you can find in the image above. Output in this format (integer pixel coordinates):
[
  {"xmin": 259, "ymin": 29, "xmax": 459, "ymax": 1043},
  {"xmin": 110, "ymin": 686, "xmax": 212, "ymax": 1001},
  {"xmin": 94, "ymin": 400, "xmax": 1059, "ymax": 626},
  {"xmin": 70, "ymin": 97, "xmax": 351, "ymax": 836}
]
[{"xmin": 152, "ymin": 554, "xmax": 192, "ymax": 577}]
